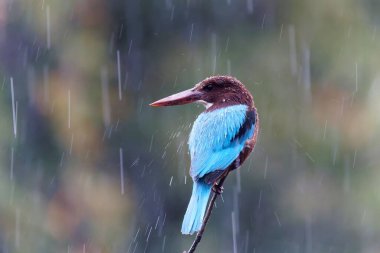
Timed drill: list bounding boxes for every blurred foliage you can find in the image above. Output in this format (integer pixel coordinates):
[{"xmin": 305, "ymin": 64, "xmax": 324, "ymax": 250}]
[{"xmin": 0, "ymin": 0, "xmax": 380, "ymax": 252}]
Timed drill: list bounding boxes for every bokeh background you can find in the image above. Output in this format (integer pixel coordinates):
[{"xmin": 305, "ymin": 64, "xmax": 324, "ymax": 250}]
[{"xmin": 1, "ymin": 0, "xmax": 380, "ymax": 252}]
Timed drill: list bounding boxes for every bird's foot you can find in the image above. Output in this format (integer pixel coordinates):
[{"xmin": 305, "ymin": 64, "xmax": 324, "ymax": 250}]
[{"xmin": 212, "ymin": 184, "xmax": 224, "ymax": 195}]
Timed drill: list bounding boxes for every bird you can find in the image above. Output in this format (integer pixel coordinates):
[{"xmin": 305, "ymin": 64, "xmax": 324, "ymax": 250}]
[{"xmin": 150, "ymin": 76, "xmax": 259, "ymax": 235}]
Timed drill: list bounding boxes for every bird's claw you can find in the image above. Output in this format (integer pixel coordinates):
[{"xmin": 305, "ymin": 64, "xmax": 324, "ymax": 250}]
[{"xmin": 212, "ymin": 184, "xmax": 224, "ymax": 195}]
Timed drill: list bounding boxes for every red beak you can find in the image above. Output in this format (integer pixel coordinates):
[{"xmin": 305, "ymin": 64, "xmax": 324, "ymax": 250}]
[{"xmin": 150, "ymin": 88, "xmax": 201, "ymax": 107}]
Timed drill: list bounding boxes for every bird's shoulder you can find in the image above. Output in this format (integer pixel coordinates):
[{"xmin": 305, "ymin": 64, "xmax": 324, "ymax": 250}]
[
  {"xmin": 188, "ymin": 105, "xmax": 256, "ymax": 180},
  {"xmin": 188, "ymin": 104, "xmax": 256, "ymax": 155}
]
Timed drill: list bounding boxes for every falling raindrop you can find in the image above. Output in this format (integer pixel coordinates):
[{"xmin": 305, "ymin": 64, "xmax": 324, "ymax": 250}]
[
  {"xmin": 344, "ymin": 156, "xmax": 350, "ymax": 193},
  {"xmin": 161, "ymin": 213, "xmax": 167, "ymax": 233},
  {"xmin": 323, "ymin": 120, "xmax": 327, "ymax": 140},
  {"xmin": 115, "ymin": 118, "xmax": 120, "ymax": 130},
  {"xmin": 130, "ymin": 158, "xmax": 139, "ymax": 167},
  {"xmin": 69, "ymin": 134, "xmax": 74, "ymax": 155},
  {"xmin": 10, "ymin": 147, "xmax": 14, "ymax": 180},
  {"xmin": 236, "ymin": 168, "xmax": 241, "ymax": 193},
  {"xmin": 10, "ymin": 78, "xmax": 17, "ymax": 137},
  {"xmin": 133, "ymin": 227, "xmax": 140, "ymax": 243},
  {"xmin": 355, "ymin": 62, "xmax": 358, "ymax": 92},
  {"xmin": 274, "ymin": 211, "xmax": 282, "ymax": 227},
  {"xmin": 231, "ymin": 211, "xmax": 237, "ymax": 253},
  {"xmin": 132, "ymin": 242, "xmax": 139, "ymax": 253},
  {"xmin": 128, "ymin": 40, "xmax": 133, "ymax": 55},
  {"xmin": 119, "ymin": 23, "xmax": 124, "ymax": 38},
  {"xmin": 123, "ymin": 71, "xmax": 129, "ymax": 89},
  {"xmin": 146, "ymin": 226, "xmax": 152, "ymax": 242},
  {"xmin": 169, "ymin": 176, "xmax": 173, "ymax": 186},
  {"xmin": 67, "ymin": 89, "xmax": 71, "ymax": 129},
  {"xmin": 162, "ymin": 235, "xmax": 166, "ymax": 252},
  {"xmin": 117, "ymin": 50, "xmax": 122, "ymax": 100},
  {"xmin": 264, "ymin": 156, "xmax": 268, "ymax": 179},
  {"xmin": 170, "ymin": 6, "xmax": 175, "ymax": 21},
  {"xmin": 120, "ymin": 148, "xmax": 125, "ymax": 195},
  {"xmin": 302, "ymin": 42, "xmax": 311, "ymax": 102},
  {"xmin": 155, "ymin": 216, "xmax": 160, "ymax": 230},
  {"xmin": 60, "ymin": 152, "xmax": 65, "ymax": 167},
  {"xmin": 189, "ymin": 23, "xmax": 194, "ymax": 42},
  {"xmin": 261, "ymin": 14, "xmax": 266, "ymax": 29},
  {"xmin": 233, "ymin": 187, "xmax": 240, "ymax": 235},
  {"xmin": 211, "ymin": 33, "xmax": 217, "ymax": 74},
  {"xmin": 224, "ymin": 37, "xmax": 230, "ymax": 52},
  {"xmin": 43, "ymin": 65, "xmax": 49, "ymax": 103},
  {"xmin": 305, "ymin": 152, "xmax": 315, "ymax": 163},
  {"xmin": 149, "ymin": 134, "xmax": 154, "ymax": 152},
  {"xmin": 258, "ymin": 189, "xmax": 262, "ymax": 209},
  {"xmin": 101, "ymin": 67, "xmax": 111, "ymax": 126},
  {"xmin": 46, "ymin": 5, "xmax": 51, "ymax": 49},
  {"xmin": 288, "ymin": 25, "xmax": 297, "ymax": 76}
]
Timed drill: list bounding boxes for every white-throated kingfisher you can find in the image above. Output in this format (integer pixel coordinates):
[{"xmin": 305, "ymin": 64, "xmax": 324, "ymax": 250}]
[{"xmin": 150, "ymin": 76, "xmax": 259, "ymax": 235}]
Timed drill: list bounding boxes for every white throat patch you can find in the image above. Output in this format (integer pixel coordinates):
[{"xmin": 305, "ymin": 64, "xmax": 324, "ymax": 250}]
[{"xmin": 196, "ymin": 100, "xmax": 213, "ymax": 109}]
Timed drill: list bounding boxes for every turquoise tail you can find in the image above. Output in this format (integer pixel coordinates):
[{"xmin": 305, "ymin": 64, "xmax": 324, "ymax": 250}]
[{"xmin": 181, "ymin": 182, "xmax": 212, "ymax": 235}]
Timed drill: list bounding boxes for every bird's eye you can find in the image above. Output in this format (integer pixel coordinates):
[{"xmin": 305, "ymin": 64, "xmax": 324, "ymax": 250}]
[{"xmin": 203, "ymin": 84, "xmax": 213, "ymax": 91}]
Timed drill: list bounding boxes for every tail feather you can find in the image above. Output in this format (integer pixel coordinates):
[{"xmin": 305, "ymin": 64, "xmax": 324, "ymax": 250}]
[{"xmin": 181, "ymin": 182, "xmax": 212, "ymax": 235}]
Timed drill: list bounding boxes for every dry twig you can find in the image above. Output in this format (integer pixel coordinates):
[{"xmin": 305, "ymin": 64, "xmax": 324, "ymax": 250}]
[{"xmin": 186, "ymin": 175, "xmax": 228, "ymax": 253}]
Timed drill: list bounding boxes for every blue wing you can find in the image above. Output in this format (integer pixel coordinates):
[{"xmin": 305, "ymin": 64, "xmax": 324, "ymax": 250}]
[{"xmin": 188, "ymin": 104, "xmax": 255, "ymax": 180}]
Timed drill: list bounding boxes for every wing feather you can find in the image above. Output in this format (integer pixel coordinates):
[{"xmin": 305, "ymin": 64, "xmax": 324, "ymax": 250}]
[{"xmin": 188, "ymin": 105, "xmax": 255, "ymax": 180}]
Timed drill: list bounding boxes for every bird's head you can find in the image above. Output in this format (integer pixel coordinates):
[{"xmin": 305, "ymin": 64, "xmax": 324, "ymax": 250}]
[{"xmin": 150, "ymin": 76, "xmax": 253, "ymax": 110}]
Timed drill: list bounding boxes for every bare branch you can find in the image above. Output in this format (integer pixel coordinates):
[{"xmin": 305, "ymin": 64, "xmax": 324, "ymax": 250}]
[{"xmin": 187, "ymin": 175, "xmax": 228, "ymax": 253}]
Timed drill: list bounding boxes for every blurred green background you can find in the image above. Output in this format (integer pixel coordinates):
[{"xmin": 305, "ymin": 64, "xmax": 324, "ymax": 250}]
[{"xmin": 1, "ymin": 0, "xmax": 380, "ymax": 252}]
